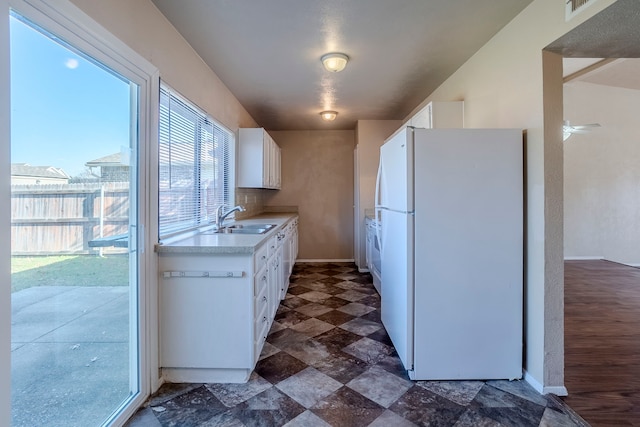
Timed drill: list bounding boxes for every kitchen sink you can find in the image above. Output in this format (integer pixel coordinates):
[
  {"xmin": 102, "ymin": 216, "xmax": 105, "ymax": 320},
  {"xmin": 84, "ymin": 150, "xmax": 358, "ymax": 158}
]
[
  {"xmin": 201, "ymin": 223, "xmax": 277, "ymax": 235},
  {"xmin": 228, "ymin": 223, "xmax": 276, "ymax": 230}
]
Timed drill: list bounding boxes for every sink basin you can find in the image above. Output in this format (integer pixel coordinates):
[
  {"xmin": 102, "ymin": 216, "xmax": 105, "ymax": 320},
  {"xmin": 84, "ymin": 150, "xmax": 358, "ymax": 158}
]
[
  {"xmin": 201, "ymin": 223, "xmax": 277, "ymax": 235},
  {"xmin": 226, "ymin": 223, "xmax": 276, "ymax": 231},
  {"xmin": 220, "ymin": 227, "xmax": 269, "ymax": 234}
]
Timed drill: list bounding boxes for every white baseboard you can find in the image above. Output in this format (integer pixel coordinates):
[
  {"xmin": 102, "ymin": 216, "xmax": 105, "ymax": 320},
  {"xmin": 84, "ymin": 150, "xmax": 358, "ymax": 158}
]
[
  {"xmin": 564, "ymin": 257, "xmax": 640, "ymax": 268},
  {"xmin": 358, "ymin": 267, "xmax": 370, "ymax": 273},
  {"xmin": 523, "ymin": 370, "xmax": 568, "ymax": 396},
  {"xmin": 296, "ymin": 259, "xmax": 355, "ymax": 263},
  {"xmin": 523, "ymin": 370, "xmax": 544, "ymax": 394}
]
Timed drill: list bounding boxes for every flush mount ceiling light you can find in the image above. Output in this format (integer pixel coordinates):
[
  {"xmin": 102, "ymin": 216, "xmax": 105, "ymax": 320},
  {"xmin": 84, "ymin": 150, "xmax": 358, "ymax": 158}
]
[
  {"xmin": 321, "ymin": 53, "xmax": 349, "ymax": 72},
  {"xmin": 320, "ymin": 110, "xmax": 338, "ymax": 121}
]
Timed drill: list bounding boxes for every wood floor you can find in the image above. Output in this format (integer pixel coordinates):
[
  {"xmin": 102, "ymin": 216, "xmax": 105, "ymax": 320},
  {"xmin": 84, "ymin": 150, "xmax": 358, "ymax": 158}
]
[{"xmin": 563, "ymin": 260, "xmax": 640, "ymax": 426}]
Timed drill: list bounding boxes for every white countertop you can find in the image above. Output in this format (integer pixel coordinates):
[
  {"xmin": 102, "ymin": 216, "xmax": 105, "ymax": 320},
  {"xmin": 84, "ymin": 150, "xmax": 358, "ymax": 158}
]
[{"xmin": 155, "ymin": 213, "xmax": 298, "ymax": 255}]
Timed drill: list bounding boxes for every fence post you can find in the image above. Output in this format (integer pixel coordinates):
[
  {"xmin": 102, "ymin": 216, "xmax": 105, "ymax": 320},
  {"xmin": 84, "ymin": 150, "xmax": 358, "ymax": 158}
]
[{"xmin": 99, "ymin": 184, "xmax": 105, "ymax": 257}]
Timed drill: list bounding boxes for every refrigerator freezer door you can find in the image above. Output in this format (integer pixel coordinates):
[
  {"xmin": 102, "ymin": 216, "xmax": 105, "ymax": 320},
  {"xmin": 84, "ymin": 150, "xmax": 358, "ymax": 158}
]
[
  {"xmin": 412, "ymin": 128, "xmax": 523, "ymax": 380},
  {"xmin": 380, "ymin": 209, "xmax": 414, "ymax": 372},
  {"xmin": 379, "ymin": 128, "xmax": 414, "ymax": 212}
]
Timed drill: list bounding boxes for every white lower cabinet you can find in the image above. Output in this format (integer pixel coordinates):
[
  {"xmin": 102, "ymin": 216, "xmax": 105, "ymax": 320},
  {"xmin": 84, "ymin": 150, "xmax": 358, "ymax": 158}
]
[
  {"xmin": 254, "ymin": 262, "xmax": 270, "ymax": 362},
  {"xmin": 274, "ymin": 241, "xmax": 284, "ymax": 302},
  {"xmin": 159, "ymin": 253, "xmax": 256, "ymax": 383},
  {"xmin": 159, "ymin": 217, "xmax": 298, "ymax": 383}
]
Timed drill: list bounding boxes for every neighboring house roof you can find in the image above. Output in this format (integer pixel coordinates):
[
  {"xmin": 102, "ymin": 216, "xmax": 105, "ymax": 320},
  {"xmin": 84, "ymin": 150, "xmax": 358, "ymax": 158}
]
[
  {"xmin": 11, "ymin": 163, "xmax": 70, "ymax": 179},
  {"xmin": 85, "ymin": 152, "xmax": 126, "ymax": 167}
]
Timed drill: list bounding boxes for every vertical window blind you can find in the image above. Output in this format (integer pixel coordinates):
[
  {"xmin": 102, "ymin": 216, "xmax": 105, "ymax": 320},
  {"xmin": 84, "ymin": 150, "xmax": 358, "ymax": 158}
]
[{"xmin": 159, "ymin": 85, "xmax": 233, "ymax": 238}]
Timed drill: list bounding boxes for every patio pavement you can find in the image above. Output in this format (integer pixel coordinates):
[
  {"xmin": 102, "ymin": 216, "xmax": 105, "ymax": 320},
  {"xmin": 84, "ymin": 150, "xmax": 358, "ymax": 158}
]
[{"xmin": 11, "ymin": 286, "xmax": 130, "ymax": 427}]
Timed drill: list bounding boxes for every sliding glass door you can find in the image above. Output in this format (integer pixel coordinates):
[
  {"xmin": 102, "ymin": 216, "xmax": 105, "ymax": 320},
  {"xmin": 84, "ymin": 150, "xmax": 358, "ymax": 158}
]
[{"xmin": 9, "ymin": 9, "xmax": 148, "ymax": 426}]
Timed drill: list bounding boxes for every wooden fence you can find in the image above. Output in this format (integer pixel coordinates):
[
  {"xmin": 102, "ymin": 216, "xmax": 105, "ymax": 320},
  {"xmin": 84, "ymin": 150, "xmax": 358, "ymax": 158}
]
[{"xmin": 11, "ymin": 182, "xmax": 130, "ymax": 255}]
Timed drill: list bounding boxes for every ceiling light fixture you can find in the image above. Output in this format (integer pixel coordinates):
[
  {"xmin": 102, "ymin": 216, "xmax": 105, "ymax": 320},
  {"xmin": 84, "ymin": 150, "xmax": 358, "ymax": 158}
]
[
  {"xmin": 320, "ymin": 110, "xmax": 338, "ymax": 121},
  {"xmin": 321, "ymin": 53, "xmax": 349, "ymax": 72}
]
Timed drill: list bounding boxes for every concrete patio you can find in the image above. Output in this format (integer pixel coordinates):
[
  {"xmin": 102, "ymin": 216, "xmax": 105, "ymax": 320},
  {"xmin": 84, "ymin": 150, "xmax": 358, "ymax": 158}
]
[{"xmin": 11, "ymin": 285, "xmax": 131, "ymax": 427}]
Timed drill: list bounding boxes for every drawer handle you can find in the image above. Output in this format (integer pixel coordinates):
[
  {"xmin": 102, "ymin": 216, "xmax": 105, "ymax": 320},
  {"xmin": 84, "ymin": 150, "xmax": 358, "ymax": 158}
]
[
  {"xmin": 263, "ymin": 295, "xmax": 267, "ymax": 302},
  {"xmin": 263, "ymin": 316, "xmax": 267, "ymax": 323}
]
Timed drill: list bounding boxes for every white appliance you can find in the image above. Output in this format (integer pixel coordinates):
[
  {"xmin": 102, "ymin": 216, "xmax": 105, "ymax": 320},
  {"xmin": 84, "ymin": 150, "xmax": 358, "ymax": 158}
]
[{"xmin": 375, "ymin": 127, "xmax": 523, "ymax": 380}]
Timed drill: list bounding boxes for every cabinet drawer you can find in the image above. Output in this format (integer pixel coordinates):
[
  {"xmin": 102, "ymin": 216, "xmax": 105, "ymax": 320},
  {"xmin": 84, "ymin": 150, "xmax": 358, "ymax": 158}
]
[
  {"xmin": 254, "ymin": 320, "xmax": 269, "ymax": 362},
  {"xmin": 254, "ymin": 267, "xmax": 268, "ymax": 296},
  {"xmin": 268, "ymin": 236, "xmax": 278, "ymax": 254},
  {"xmin": 254, "ymin": 303, "xmax": 270, "ymax": 341},
  {"xmin": 254, "ymin": 281, "xmax": 269, "ymax": 315},
  {"xmin": 255, "ymin": 243, "xmax": 269, "ymax": 272}
]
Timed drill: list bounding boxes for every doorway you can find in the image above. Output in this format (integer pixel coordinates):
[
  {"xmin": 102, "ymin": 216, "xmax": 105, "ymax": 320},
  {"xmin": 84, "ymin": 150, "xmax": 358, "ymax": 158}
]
[
  {"xmin": 561, "ymin": 60, "xmax": 640, "ymax": 424},
  {"xmin": 545, "ymin": 0, "xmax": 640, "ymax": 423}
]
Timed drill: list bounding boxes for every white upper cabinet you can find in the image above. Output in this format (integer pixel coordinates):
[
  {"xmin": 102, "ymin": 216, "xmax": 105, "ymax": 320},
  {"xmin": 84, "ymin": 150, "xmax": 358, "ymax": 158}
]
[
  {"xmin": 410, "ymin": 101, "xmax": 464, "ymax": 129},
  {"xmin": 238, "ymin": 128, "xmax": 282, "ymax": 189}
]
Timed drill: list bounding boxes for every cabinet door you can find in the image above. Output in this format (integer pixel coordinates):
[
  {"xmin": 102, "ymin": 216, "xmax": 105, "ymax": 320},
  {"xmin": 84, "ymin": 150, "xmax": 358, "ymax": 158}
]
[
  {"xmin": 238, "ymin": 128, "xmax": 282, "ymax": 189},
  {"xmin": 238, "ymin": 128, "xmax": 268, "ymax": 188},
  {"xmin": 254, "ymin": 262, "xmax": 270, "ymax": 348},
  {"xmin": 275, "ymin": 245, "xmax": 285, "ymax": 300},
  {"xmin": 282, "ymin": 230, "xmax": 290, "ymax": 281},
  {"xmin": 411, "ymin": 103, "xmax": 432, "ymax": 128},
  {"xmin": 262, "ymin": 134, "xmax": 271, "ymax": 188},
  {"xmin": 268, "ymin": 254, "xmax": 278, "ymax": 317},
  {"xmin": 365, "ymin": 224, "xmax": 372, "ymax": 271},
  {"xmin": 289, "ymin": 236, "xmax": 295, "ymax": 274},
  {"xmin": 160, "ymin": 254, "xmax": 253, "ymax": 370},
  {"xmin": 273, "ymin": 143, "xmax": 281, "ymax": 189},
  {"xmin": 410, "ymin": 101, "xmax": 464, "ymax": 129},
  {"xmin": 293, "ymin": 221, "xmax": 299, "ymax": 259}
]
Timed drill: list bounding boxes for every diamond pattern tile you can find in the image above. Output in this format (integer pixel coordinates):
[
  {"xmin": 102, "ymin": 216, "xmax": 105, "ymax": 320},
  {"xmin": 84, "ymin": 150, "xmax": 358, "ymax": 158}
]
[
  {"xmin": 127, "ymin": 262, "xmax": 584, "ymax": 427},
  {"xmin": 293, "ymin": 303, "xmax": 333, "ymax": 318},
  {"xmin": 310, "ymin": 386, "xmax": 385, "ymax": 427},
  {"xmin": 336, "ymin": 302, "xmax": 376, "ymax": 317},
  {"xmin": 347, "ymin": 365, "xmax": 413, "ymax": 408},
  {"xmin": 289, "ymin": 318, "xmax": 335, "ymax": 337},
  {"xmin": 275, "ymin": 367, "xmax": 342, "ymax": 408},
  {"xmin": 339, "ymin": 317, "xmax": 383, "ymax": 336}
]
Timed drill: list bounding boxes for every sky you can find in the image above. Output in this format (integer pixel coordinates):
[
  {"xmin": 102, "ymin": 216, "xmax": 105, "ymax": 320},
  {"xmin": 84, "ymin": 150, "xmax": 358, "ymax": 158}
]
[{"xmin": 10, "ymin": 14, "xmax": 132, "ymax": 177}]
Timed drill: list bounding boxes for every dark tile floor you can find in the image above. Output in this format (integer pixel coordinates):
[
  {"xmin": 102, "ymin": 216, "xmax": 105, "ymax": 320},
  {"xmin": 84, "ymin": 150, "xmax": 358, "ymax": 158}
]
[{"xmin": 127, "ymin": 262, "xmax": 586, "ymax": 427}]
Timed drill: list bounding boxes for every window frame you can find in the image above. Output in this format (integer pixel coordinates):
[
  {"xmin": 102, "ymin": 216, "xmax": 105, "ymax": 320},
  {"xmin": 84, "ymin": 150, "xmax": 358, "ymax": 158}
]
[{"xmin": 158, "ymin": 83, "xmax": 235, "ymax": 240}]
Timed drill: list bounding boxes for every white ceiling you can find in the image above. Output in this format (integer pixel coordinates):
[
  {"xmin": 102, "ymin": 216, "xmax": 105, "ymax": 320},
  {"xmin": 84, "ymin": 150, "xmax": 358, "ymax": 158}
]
[
  {"xmin": 150, "ymin": 0, "xmax": 534, "ymax": 130},
  {"xmin": 564, "ymin": 58, "xmax": 640, "ymax": 91}
]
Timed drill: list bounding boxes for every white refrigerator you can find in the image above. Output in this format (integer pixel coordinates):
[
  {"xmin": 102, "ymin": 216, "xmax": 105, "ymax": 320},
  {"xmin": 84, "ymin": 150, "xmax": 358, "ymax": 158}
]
[{"xmin": 375, "ymin": 127, "xmax": 523, "ymax": 380}]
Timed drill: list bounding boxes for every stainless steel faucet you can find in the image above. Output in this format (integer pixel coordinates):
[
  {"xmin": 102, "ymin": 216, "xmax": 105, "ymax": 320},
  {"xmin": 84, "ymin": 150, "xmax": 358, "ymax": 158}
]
[{"xmin": 215, "ymin": 205, "xmax": 246, "ymax": 229}]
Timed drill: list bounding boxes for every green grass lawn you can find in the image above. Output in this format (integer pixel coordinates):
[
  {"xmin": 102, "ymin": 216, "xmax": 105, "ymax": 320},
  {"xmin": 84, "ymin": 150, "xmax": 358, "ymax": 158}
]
[{"xmin": 11, "ymin": 255, "xmax": 129, "ymax": 293}]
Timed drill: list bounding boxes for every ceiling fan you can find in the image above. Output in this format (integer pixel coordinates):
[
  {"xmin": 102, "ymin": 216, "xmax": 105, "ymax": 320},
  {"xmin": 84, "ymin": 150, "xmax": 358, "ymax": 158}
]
[{"xmin": 563, "ymin": 120, "xmax": 601, "ymax": 141}]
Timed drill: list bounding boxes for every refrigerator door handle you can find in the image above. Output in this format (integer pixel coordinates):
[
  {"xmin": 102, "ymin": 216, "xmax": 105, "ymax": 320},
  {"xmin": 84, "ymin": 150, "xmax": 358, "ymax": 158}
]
[
  {"xmin": 375, "ymin": 157, "xmax": 383, "ymax": 252},
  {"xmin": 375, "ymin": 155, "xmax": 382, "ymax": 209}
]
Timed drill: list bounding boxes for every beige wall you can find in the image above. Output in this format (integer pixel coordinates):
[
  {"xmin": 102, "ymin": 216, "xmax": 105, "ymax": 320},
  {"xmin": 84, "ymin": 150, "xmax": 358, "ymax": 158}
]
[
  {"xmin": 69, "ymin": 0, "xmax": 258, "ymax": 133},
  {"xmin": 404, "ymin": 0, "xmax": 617, "ymax": 392},
  {"xmin": 354, "ymin": 120, "xmax": 401, "ymax": 269},
  {"xmin": 564, "ymin": 81, "xmax": 640, "ymax": 266},
  {"xmin": 265, "ymin": 130, "xmax": 355, "ymax": 260}
]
